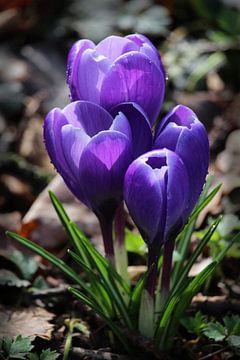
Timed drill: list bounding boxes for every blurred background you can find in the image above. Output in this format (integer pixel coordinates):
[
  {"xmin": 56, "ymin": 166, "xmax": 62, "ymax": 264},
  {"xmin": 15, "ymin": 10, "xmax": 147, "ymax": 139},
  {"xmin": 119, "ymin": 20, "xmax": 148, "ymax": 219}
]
[{"xmin": 0, "ymin": 0, "xmax": 240, "ymax": 252}]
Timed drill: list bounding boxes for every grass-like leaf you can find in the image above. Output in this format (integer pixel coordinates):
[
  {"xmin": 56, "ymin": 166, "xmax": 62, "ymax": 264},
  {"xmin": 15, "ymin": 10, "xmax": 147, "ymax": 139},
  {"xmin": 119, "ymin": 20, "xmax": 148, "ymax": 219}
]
[
  {"xmin": 5, "ymin": 231, "xmax": 103, "ymax": 312},
  {"xmin": 68, "ymin": 287, "xmax": 130, "ymax": 350},
  {"xmin": 172, "ymin": 215, "xmax": 222, "ymax": 296},
  {"xmin": 172, "ymin": 177, "xmax": 220, "ymax": 284},
  {"xmin": 68, "ymin": 249, "xmax": 113, "ymax": 316},
  {"xmin": 70, "ymin": 223, "xmax": 132, "ymax": 329}
]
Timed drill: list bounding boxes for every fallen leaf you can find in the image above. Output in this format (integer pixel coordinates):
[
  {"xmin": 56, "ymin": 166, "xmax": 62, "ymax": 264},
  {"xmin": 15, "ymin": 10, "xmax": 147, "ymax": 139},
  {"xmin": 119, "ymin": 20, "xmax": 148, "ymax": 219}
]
[
  {"xmin": 21, "ymin": 175, "xmax": 102, "ymax": 252},
  {"xmin": 0, "ymin": 306, "xmax": 54, "ymax": 340}
]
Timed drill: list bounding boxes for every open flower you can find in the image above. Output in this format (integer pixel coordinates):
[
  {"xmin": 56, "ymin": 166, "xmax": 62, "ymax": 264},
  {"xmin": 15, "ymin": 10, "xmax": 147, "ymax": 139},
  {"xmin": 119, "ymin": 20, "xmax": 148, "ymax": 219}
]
[
  {"xmin": 153, "ymin": 105, "xmax": 209, "ymax": 215},
  {"xmin": 124, "ymin": 149, "xmax": 189, "ymax": 246},
  {"xmin": 44, "ymin": 100, "xmax": 152, "ymax": 257},
  {"xmin": 67, "ymin": 34, "xmax": 165, "ymax": 125}
]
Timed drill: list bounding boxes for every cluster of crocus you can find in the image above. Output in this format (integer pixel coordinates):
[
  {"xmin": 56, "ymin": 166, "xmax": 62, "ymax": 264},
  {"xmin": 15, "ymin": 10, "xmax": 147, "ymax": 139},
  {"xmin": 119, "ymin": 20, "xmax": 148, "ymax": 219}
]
[{"xmin": 44, "ymin": 34, "xmax": 209, "ymax": 312}]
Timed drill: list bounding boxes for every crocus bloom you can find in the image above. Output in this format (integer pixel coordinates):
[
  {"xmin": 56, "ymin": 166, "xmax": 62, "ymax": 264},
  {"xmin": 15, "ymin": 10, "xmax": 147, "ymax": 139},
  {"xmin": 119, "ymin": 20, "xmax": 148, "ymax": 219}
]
[
  {"xmin": 153, "ymin": 105, "xmax": 209, "ymax": 216},
  {"xmin": 44, "ymin": 100, "xmax": 152, "ymax": 256},
  {"xmin": 124, "ymin": 149, "xmax": 189, "ymax": 246},
  {"xmin": 67, "ymin": 34, "xmax": 165, "ymax": 125}
]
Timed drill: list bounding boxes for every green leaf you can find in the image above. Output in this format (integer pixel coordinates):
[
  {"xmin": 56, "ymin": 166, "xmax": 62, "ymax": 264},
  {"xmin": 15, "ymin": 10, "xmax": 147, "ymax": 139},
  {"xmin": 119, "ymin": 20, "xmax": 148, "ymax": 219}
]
[
  {"xmin": 4, "ymin": 335, "xmax": 33, "ymax": 359},
  {"xmin": 70, "ymin": 222, "xmax": 132, "ymax": 327},
  {"xmin": 2, "ymin": 336, "xmax": 12, "ymax": 354},
  {"xmin": 156, "ymin": 262, "xmax": 218, "ymax": 349},
  {"xmin": 172, "ymin": 177, "xmax": 218, "ymax": 284},
  {"xmin": 40, "ymin": 349, "xmax": 60, "ymax": 360},
  {"xmin": 203, "ymin": 322, "xmax": 226, "ymax": 341},
  {"xmin": 223, "ymin": 315, "xmax": 240, "ymax": 336},
  {"xmin": 30, "ymin": 276, "xmax": 49, "ymax": 292},
  {"xmin": 28, "ymin": 353, "xmax": 39, "ymax": 360},
  {"xmin": 129, "ymin": 267, "xmax": 151, "ymax": 319},
  {"xmin": 228, "ymin": 335, "xmax": 240, "ymax": 355},
  {"xmin": 125, "ymin": 230, "xmax": 147, "ymax": 256},
  {"xmin": 180, "ymin": 311, "xmax": 208, "ymax": 336},
  {"xmin": 68, "ymin": 287, "xmax": 130, "ymax": 351},
  {"xmin": 10, "ymin": 250, "xmax": 38, "ymax": 280},
  {"xmin": 5, "ymin": 232, "xmax": 102, "ymax": 311},
  {"xmin": 172, "ymin": 216, "xmax": 222, "ymax": 297},
  {"xmin": 0, "ymin": 269, "xmax": 30, "ymax": 288},
  {"xmin": 186, "ymin": 52, "xmax": 226, "ymax": 91},
  {"xmin": 48, "ymin": 191, "xmax": 89, "ymax": 265},
  {"xmin": 188, "ymin": 183, "xmax": 222, "ymax": 225},
  {"xmin": 70, "ymin": 221, "xmax": 130, "ymax": 295},
  {"xmin": 68, "ymin": 249, "xmax": 113, "ymax": 316}
]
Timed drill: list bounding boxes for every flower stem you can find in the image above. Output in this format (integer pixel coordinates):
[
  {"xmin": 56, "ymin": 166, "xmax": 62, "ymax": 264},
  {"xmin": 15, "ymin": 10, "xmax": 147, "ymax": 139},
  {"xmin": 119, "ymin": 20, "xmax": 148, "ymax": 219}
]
[
  {"xmin": 160, "ymin": 239, "xmax": 175, "ymax": 306},
  {"xmin": 139, "ymin": 242, "xmax": 161, "ymax": 337},
  {"xmin": 145, "ymin": 242, "xmax": 161, "ymax": 298},
  {"xmin": 114, "ymin": 202, "xmax": 129, "ymax": 285},
  {"xmin": 99, "ymin": 216, "xmax": 115, "ymax": 266}
]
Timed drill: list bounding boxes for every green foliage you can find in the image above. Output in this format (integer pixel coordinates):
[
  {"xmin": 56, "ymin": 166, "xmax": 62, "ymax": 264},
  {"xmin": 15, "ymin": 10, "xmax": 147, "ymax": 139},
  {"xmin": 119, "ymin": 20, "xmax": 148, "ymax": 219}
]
[
  {"xmin": 0, "ymin": 335, "xmax": 59, "ymax": 360},
  {"xmin": 203, "ymin": 322, "xmax": 226, "ymax": 341},
  {"xmin": 228, "ymin": 335, "xmax": 240, "ymax": 356},
  {"xmin": 6, "ymin": 180, "xmax": 240, "ymax": 353},
  {"xmin": 1, "ymin": 335, "xmax": 33, "ymax": 359},
  {"xmin": 195, "ymin": 214, "xmax": 240, "ymax": 259},
  {"xmin": 182, "ymin": 313, "xmax": 240, "ymax": 356},
  {"xmin": 30, "ymin": 276, "xmax": 50, "ymax": 292},
  {"xmin": 180, "ymin": 311, "xmax": 207, "ymax": 337},
  {"xmin": 10, "ymin": 250, "xmax": 38, "ymax": 280},
  {"xmin": 0, "ymin": 270, "xmax": 30, "ymax": 288},
  {"xmin": 125, "ymin": 229, "xmax": 146, "ymax": 256}
]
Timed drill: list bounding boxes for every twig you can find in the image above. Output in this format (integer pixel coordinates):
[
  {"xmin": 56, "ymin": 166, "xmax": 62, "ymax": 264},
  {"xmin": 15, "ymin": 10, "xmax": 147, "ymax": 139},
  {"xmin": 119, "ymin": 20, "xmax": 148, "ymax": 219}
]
[
  {"xmin": 198, "ymin": 346, "xmax": 229, "ymax": 360},
  {"xmin": 72, "ymin": 347, "xmax": 136, "ymax": 360}
]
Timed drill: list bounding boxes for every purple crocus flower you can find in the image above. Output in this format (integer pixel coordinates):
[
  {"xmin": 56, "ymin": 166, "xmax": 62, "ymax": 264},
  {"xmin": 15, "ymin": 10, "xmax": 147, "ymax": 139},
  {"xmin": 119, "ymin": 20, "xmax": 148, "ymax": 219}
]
[
  {"xmin": 67, "ymin": 34, "xmax": 165, "ymax": 125},
  {"xmin": 124, "ymin": 149, "xmax": 189, "ymax": 246},
  {"xmin": 153, "ymin": 105, "xmax": 209, "ymax": 216},
  {"xmin": 44, "ymin": 100, "xmax": 152, "ymax": 258},
  {"xmin": 124, "ymin": 149, "xmax": 189, "ymax": 297}
]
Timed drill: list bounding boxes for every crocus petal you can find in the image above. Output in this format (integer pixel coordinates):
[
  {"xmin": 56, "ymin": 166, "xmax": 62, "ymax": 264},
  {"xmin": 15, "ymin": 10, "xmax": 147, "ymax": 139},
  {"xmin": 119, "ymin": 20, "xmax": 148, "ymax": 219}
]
[
  {"xmin": 111, "ymin": 102, "xmax": 152, "ymax": 158},
  {"xmin": 44, "ymin": 108, "xmax": 70, "ymax": 179},
  {"xmin": 67, "ymin": 39, "xmax": 95, "ymax": 101},
  {"xmin": 79, "ymin": 131, "xmax": 132, "ymax": 217},
  {"xmin": 73, "ymin": 49, "xmax": 111, "ymax": 103},
  {"xmin": 124, "ymin": 152, "xmax": 166, "ymax": 244},
  {"xmin": 62, "ymin": 101, "xmax": 113, "ymax": 136},
  {"xmin": 126, "ymin": 34, "xmax": 165, "ymax": 74},
  {"xmin": 95, "ymin": 35, "xmax": 139, "ymax": 62},
  {"xmin": 60, "ymin": 124, "xmax": 90, "ymax": 178},
  {"xmin": 164, "ymin": 149, "xmax": 189, "ymax": 241},
  {"xmin": 154, "ymin": 105, "xmax": 209, "ymax": 214},
  {"xmin": 100, "ymin": 52, "xmax": 165, "ymax": 125},
  {"xmin": 124, "ymin": 149, "xmax": 190, "ymax": 245},
  {"xmin": 110, "ymin": 112, "xmax": 132, "ymax": 142}
]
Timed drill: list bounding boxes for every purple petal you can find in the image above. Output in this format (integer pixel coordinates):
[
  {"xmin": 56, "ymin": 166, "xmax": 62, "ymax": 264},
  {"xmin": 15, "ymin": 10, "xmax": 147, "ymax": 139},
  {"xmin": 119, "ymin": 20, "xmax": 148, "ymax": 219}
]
[
  {"xmin": 79, "ymin": 131, "xmax": 132, "ymax": 216},
  {"xmin": 67, "ymin": 39, "xmax": 95, "ymax": 101},
  {"xmin": 44, "ymin": 108, "xmax": 69, "ymax": 178},
  {"xmin": 60, "ymin": 124, "xmax": 91, "ymax": 206},
  {"xmin": 71, "ymin": 48, "xmax": 111, "ymax": 103},
  {"xmin": 126, "ymin": 34, "xmax": 165, "ymax": 75},
  {"xmin": 60, "ymin": 124, "xmax": 90, "ymax": 178},
  {"xmin": 100, "ymin": 52, "xmax": 165, "ymax": 125},
  {"xmin": 124, "ymin": 152, "xmax": 167, "ymax": 244},
  {"xmin": 111, "ymin": 102, "xmax": 152, "ymax": 158},
  {"xmin": 110, "ymin": 112, "xmax": 132, "ymax": 142},
  {"xmin": 95, "ymin": 35, "xmax": 139, "ymax": 61},
  {"xmin": 62, "ymin": 101, "xmax": 113, "ymax": 136},
  {"xmin": 164, "ymin": 149, "xmax": 189, "ymax": 241},
  {"xmin": 154, "ymin": 105, "xmax": 209, "ymax": 213}
]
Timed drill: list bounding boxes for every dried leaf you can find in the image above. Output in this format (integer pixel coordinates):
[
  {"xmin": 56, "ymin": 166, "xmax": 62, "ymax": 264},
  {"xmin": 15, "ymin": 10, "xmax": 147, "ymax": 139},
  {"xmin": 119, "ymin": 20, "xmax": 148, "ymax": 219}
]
[
  {"xmin": 21, "ymin": 175, "xmax": 101, "ymax": 251},
  {"xmin": 0, "ymin": 306, "xmax": 54, "ymax": 340}
]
